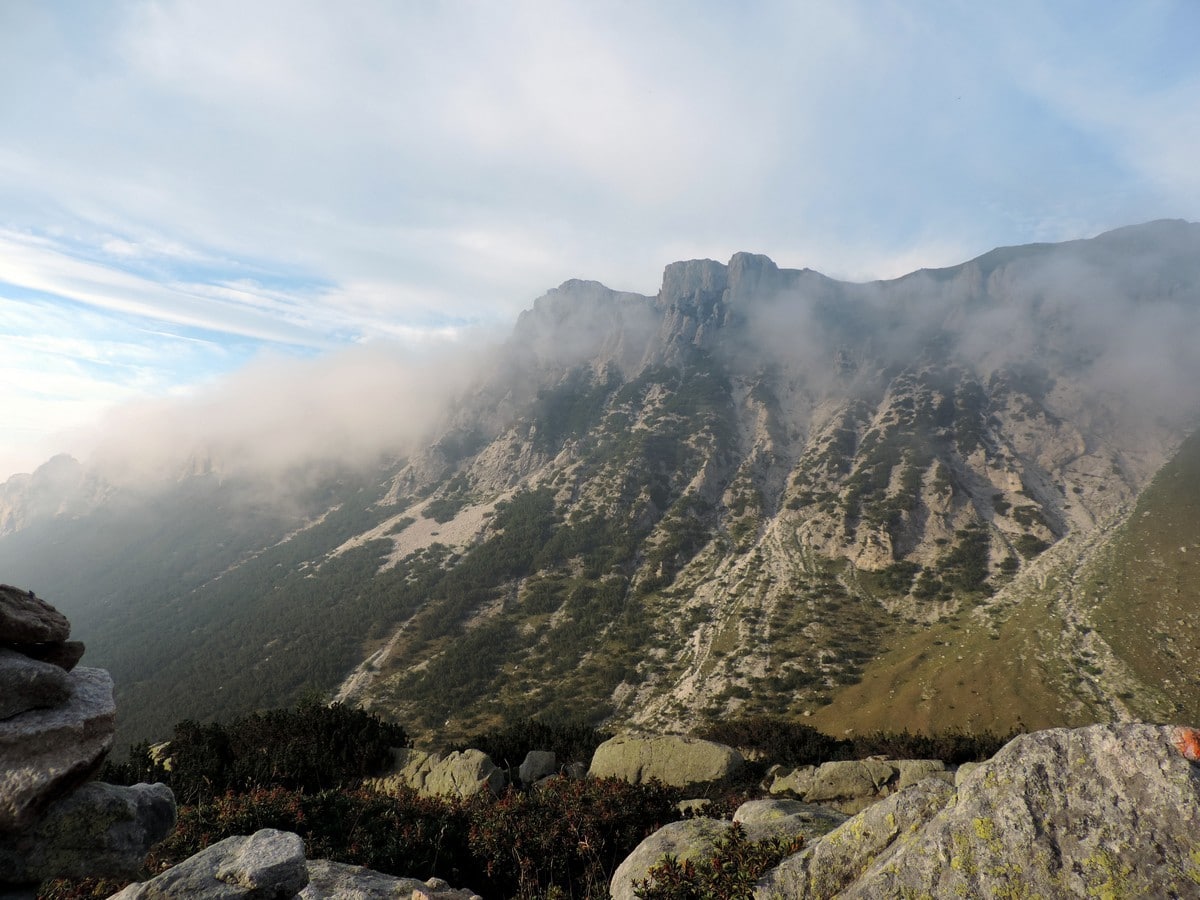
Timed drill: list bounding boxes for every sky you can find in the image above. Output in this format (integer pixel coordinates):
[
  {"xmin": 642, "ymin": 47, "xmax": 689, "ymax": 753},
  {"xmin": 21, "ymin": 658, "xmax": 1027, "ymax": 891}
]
[{"xmin": 1, "ymin": 1, "xmax": 1198, "ymax": 481}]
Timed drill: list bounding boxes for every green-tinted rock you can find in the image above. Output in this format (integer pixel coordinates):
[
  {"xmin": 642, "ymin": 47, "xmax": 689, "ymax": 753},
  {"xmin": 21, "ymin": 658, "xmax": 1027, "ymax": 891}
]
[{"xmin": 588, "ymin": 734, "xmax": 744, "ymax": 788}]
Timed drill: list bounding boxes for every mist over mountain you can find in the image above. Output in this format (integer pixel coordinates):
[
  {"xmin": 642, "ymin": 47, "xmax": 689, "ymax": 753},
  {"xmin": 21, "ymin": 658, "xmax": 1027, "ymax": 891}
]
[{"xmin": 3, "ymin": 220, "xmax": 1199, "ymax": 748}]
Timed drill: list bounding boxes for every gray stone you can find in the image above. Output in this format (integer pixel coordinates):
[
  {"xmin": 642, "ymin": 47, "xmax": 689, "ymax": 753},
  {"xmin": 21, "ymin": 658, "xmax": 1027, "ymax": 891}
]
[
  {"xmin": 518, "ymin": 750, "xmax": 556, "ymax": 785},
  {"xmin": 110, "ymin": 829, "xmax": 307, "ymax": 900},
  {"xmin": 0, "ymin": 647, "xmax": 71, "ymax": 720},
  {"xmin": 758, "ymin": 724, "xmax": 1200, "ymax": 899},
  {"xmin": 733, "ymin": 798, "xmax": 847, "ymax": 843},
  {"xmin": 802, "ymin": 758, "xmax": 897, "ymax": 806},
  {"xmin": 0, "ymin": 667, "xmax": 115, "ymax": 832},
  {"xmin": 0, "ymin": 781, "xmax": 175, "ymax": 881},
  {"xmin": 4, "ymin": 640, "xmax": 86, "ymax": 672},
  {"xmin": 755, "ymin": 777, "xmax": 955, "ymax": 899},
  {"xmin": 300, "ymin": 859, "xmax": 481, "ymax": 899},
  {"xmin": 894, "ymin": 758, "xmax": 949, "ymax": 790},
  {"xmin": 609, "ymin": 818, "xmax": 731, "ymax": 900},
  {"xmin": 0, "ymin": 586, "xmax": 69, "ymax": 645},
  {"xmin": 588, "ymin": 734, "xmax": 744, "ymax": 789}
]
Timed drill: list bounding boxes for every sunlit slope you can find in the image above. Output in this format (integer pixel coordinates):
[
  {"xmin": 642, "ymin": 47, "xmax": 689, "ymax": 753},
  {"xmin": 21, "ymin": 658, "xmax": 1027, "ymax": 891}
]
[
  {"xmin": 1087, "ymin": 427, "xmax": 1200, "ymax": 725},
  {"xmin": 812, "ymin": 428, "xmax": 1200, "ymax": 736}
]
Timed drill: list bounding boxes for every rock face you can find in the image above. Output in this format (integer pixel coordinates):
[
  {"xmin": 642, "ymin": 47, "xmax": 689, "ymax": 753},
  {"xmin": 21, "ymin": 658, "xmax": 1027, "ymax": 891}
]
[
  {"xmin": 757, "ymin": 723, "xmax": 1200, "ymax": 898},
  {"xmin": 0, "ymin": 666, "xmax": 116, "ymax": 831},
  {"xmin": 589, "ymin": 734, "xmax": 744, "ymax": 788},
  {"xmin": 111, "ymin": 829, "xmax": 308, "ymax": 900},
  {"xmin": 0, "ymin": 648, "xmax": 71, "ymax": 720},
  {"xmin": 0, "ymin": 782, "xmax": 175, "ymax": 881},
  {"xmin": 367, "ymin": 748, "xmax": 506, "ymax": 799}
]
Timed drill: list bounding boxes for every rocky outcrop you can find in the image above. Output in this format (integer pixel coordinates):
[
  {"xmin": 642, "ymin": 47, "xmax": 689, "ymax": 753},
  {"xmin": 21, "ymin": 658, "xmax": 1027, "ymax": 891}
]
[
  {"xmin": 0, "ymin": 667, "xmax": 117, "ymax": 832},
  {"xmin": 766, "ymin": 757, "xmax": 950, "ymax": 813},
  {"xmin": 367, "ymin": 748, "xmax": 506, "ymax": 799},
  {"xmin": 0, "ymin": 648, "xmax": 70, "ymax": 720},
  {"xmin": 0, "ymin": 587, "xmax": 175, "ymax": 890},
  {"xmin": 588, "ymin": 734, "xmax": 744, "ymax": 789},
  {"xmin": 756, "ymin": 723, "xmax": 1200, "ymax": 898},
  {"xmin": 301, "ymin": 859, "xmax": 481, "ymax": 899}
]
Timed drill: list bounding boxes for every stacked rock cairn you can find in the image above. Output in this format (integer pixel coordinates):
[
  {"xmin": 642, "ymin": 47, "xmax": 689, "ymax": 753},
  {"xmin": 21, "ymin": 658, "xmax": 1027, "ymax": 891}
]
[{"xmin": 0, "ymin": 584, "xmax": 176, "ymax": 896}]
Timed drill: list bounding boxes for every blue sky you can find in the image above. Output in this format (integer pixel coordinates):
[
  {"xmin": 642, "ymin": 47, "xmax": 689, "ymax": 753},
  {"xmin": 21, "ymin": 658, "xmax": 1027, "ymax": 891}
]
[{"xmin": 2, "ymin": 1, "xmax": 1198, "ymax": 480}]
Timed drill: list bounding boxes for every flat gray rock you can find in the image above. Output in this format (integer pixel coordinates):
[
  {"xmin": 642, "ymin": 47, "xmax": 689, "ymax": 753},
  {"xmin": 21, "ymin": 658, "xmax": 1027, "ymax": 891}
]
[
  {"xmin": 301, "ymin": 859, "xmax": 481, "ymax": 898},
  {"xmin": 0, "ymin": 647, "xmax": 71, "ymax": 720},
  {"xmin": 0, "ymin": 781, "xmax": 175, "ymax": 881},
  {"xmin": 111, "ymin": 829, "xmax": 307, "ymax": 900},
  {"xmin": 0, "ymin": 667, "xmax": 116, "ymax": 832},
  {"xmin": 0, "ymin": 586, "xmax": 70, "ymax": 645}
]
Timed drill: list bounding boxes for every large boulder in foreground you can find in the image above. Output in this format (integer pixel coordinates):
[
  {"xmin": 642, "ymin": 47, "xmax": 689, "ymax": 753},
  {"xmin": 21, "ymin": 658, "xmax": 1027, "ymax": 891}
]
[
  {"xmin": 757, "ymin": 723, "xmax": 1200, "ymax": 898},
  {"xmin": 589, "ymin": 734, "xmax": 744, "ymax": 788},
  {"xmin": 111, "ymin": 829, "xmax": 308, "ymax": 900}
]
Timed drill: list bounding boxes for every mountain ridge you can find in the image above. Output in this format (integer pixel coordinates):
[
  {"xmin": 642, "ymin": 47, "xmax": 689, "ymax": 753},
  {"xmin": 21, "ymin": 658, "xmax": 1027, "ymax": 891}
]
[{"xmin": 2, "ymin": 220, "xmax": 1199, "ymax": 747}]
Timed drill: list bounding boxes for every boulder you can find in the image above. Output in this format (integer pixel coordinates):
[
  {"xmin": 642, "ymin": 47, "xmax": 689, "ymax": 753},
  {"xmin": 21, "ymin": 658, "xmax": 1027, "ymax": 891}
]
[
  {"xmin": 0, "ymin": 667, "xmax": 115, "ymax": 832},
  {"xmin": 0, "ymin": 781, "xmax": 176, "ymax": 881},
  {"xmin": 609, "ymin": 818, "xmax": 731, "ymax": 900},
  {"xmin": 801, "ymin": 759, "xmax": 897, "ymax": 807},
  {"xmin": 588, "ymin": 734, "xmax": 744, "ymax": 788},
  {"xmin": 0, "ymin": 648, "xmax": 71, "ymax": 720},
  {"xmin": 518, "ymin": 750, "xmax": 556, "ymax": 785},
  {"xmin": 895, "ymin": 758, "xmax": 950, "ymax": 791},
  {"xmin": 423, "ymin": 750, "xmax": 506, "ymax": 798},
  {"xmin": 368, "ymin": 748, "xmax": 505, "ymax": 799},
  {"xmin": 111, "ymin": 829, "xmax": 307, "ymax": 900},
  {"xmin": 767, "ymin": 757, "xmax": 949, "ymax": 813},
  {"xmin": 300, "ymin": 859, "xmax": 481, "ymax": 899},
  {"xmin": 758, "ymin": 723, "xmax": 1200, "ymax": 899},
  {"xmin": 755, "ymin": 777, "xmax": 955, "ymax": 898},
  {"xmin": 0, "ymin": 586, "xmax": 70, "ymax": 645},
  {"xmin": 733, "ymin": 798, "xmax": 847, "ymax": 843}
]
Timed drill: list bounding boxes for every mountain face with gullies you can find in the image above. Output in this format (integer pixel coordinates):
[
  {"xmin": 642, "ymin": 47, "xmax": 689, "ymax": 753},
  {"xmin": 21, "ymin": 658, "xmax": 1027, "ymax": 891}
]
[{"xmin": 3, "ymin": 219, "xmax": 1200, "ymax": 748}]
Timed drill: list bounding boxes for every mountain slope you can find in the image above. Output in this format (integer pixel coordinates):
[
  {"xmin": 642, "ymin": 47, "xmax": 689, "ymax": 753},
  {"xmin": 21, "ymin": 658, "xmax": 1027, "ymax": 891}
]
[{"xmin": 2, "ymin": 220, "xmax": 1199, "ymax": 747}]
